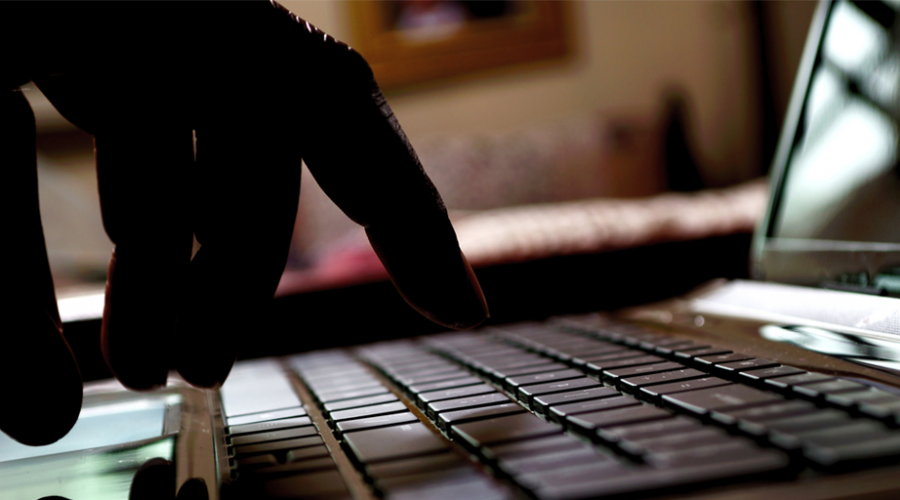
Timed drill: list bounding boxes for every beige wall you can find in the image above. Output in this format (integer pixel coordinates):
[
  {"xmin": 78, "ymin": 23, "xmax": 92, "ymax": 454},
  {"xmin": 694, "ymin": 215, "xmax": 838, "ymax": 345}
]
[
  {"xmin": 765, "ymin": 1, "xmax": 820, "ymax": 124},
  {"xmin": 283, "ymin": 0, "xmax": 775, "ymax": 186}
]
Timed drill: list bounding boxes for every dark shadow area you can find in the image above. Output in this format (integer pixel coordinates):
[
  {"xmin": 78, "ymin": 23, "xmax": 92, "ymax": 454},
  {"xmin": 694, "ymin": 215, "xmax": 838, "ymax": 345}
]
[
  {"xmin": 252, "ymin": 232, "xmax": 754, "ymax": 357},
  {"xmin": 254, "ymin": 232, "xmax": 753, "ymax": 357},
  {"xmin": 66, "ymin": 234, "xmax": 751, "ymax": 380},
  {"xmin": 70, "ymin": 232, "xmax": 751, "ymax": 383}
]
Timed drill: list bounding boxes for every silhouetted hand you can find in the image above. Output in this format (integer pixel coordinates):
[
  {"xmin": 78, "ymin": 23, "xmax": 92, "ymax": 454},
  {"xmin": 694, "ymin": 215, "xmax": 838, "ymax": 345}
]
[{"xmin": 1, "ymin": 1, "xmax": 488, "ymax": 447}]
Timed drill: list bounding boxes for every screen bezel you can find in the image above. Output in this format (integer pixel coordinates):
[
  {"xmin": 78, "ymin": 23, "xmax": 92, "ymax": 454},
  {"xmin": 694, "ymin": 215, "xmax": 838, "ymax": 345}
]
[{"xmin": 751, "ymin": 0, "xmax": 900, "ymax": 286}]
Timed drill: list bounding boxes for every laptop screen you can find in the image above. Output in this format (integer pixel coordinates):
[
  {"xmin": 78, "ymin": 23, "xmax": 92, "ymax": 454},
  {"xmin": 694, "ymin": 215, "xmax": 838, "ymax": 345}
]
[
  {"xmin": 774, "ymin": 0, "xmax": 900, "ymax": 244},
  {"xmin": 756, "ymin": 0, "xmax": 900, "ymax": 289}
]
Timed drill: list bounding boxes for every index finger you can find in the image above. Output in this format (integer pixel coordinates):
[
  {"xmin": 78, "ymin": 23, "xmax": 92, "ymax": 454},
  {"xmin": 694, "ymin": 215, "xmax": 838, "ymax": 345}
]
[
  {"xmin": 277, "ymin": 11, "xmax": 488, "ymax": 329},
  {"xmin": 0, "ymin": 87, "xmax": 82, "ymax": 445}
]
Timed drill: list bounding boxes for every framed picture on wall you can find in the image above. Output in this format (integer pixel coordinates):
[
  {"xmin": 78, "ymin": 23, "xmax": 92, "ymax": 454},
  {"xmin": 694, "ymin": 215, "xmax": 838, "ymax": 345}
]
[{"xmin": 348, "ymin": 1, "xmax": 570, "ymax": 90}]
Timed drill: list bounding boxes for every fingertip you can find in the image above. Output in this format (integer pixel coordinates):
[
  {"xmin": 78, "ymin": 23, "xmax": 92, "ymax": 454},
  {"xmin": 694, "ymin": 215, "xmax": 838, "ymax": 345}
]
[
  {"xmin": 176, "ymin": 362, "xmax": 232, "ymax": 390},
  {"xmin": 112, "ymin": 372, "xmax": 169, "ymax": 392},
  {"xmin": 425, "ymin": 251, "xmax": 490, "ymax": 330},
  {"xmin": 177, "ymin": 478, "xmax": 209, "ymax": 500},
  {"xmin": 174, "ymin": 325, "xmax": 236, "ymax": 389},
  {"xmin": 130, "ymin": 458, "xmax": 175, "ymax": 500},
  {"xmin": 101, "ymin": 248, "xmax": 178, "ymax": 392},
  {"xmin": 460, "ymin": 250, "xmax": 490, "ymax": 325},
  {"xmin": 366, "ymin": 223, "xmax": 490, "ymax": 331},
  {"xmin": 0, "ymin": 310, "xmax": 82, "ymax": 446},
  {"xmin": 102, "ymin": 314, "xmax": 170, "ymax": 391}
]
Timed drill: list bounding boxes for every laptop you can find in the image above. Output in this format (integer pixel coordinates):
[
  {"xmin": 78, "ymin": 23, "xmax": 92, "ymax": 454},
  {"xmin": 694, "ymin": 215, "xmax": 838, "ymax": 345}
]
[{"xmin": 5, "ymin": 0, "xmax": 900, "ymax": 498}]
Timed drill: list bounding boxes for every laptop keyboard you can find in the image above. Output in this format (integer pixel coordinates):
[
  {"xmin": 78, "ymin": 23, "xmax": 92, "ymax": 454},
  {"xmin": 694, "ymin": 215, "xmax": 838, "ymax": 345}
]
[{"xmin": 222, "ymin": 316, "xmax": 900, "ymax": 499}]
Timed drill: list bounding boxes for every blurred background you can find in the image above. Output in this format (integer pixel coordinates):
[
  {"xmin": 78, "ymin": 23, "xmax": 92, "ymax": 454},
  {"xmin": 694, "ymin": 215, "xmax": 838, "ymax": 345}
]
[{"xmin": 28, "ymin": 1, "xmax": 818, "ymax": 374}]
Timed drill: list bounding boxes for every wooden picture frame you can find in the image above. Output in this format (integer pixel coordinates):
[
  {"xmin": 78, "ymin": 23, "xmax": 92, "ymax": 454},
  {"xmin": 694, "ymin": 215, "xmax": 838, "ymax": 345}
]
[{"xmin": 348, "ymin": 1, "xmax": 570, "ymax": 90}]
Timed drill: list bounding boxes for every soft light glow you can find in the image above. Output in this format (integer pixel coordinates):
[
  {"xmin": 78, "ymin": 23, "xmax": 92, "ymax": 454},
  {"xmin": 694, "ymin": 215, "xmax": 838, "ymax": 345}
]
[
  {"xmin": 57, "ymin": 290, "xmax": 105, "ymax": 323},
  {"xmin": 823, "ymin": 1, "xmax": 888, "ymax": 75}
]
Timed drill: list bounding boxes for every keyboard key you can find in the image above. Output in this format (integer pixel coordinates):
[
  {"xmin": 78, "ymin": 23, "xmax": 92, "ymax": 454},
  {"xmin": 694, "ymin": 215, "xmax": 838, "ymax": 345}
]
[
  {"xmin": 234, "ymin": 435, "xmax": 324, "ymax": 458},
  {"xmin": 518, "ymin": 461, "xmax": 630, "ymax": 493},
  {"xmin": 586, "ymin": 355, "xmax": 665, "ymax": 375},
  {"xmin": 639, "ymin": 377, "xmax": 732, "ymax": 400},
  {"xmin": 228, "ymin": 416, "xmax": 313, "ymax": 437},
  {"xmin": 695, "ymin": 353, "xmax": 753, "ymax": 366},
  {"xmin": 323, "ymin": 393, "xmax": 399, "ymax": 413},
  {"xmin": 717, "ymin": 358, "xmax": 780, "ymax": 372},
  {"xmin": 505, "ymin": 369, "xmax": 584, "ymax": 392},
  {"xmin": 549, "ymin": 395, "xmax": 641, "ymax": 424},
  {"xmin": 645, "ymin": 440, "xmax": 782, "ymax": 469},
  {"xmin": 533, "ymin": 387, "xmax": 620, "ymax": 415},
  {"xmin": 303, "ymin": 367, "xmax": 369, "ymax": 380},
  {"xmin": 236, "ymin": 454, "xmax": 278, "ymax": 471},
  {"xmin": 639, "ymin": 338, "xmax": 694, "ymax": 350},
  {"xmin": 396, "ymin": 370, "xmax": 471, "ymax": 386},
  {"xmin": 569, "ymin": 344, "xmax": 629, "ymax": 358},
  {"xmin": 764, "ymin": 372, "xmax": 835, "ymax": 389},
  {"xmin": 499, "ymin": 448, "xmax": 611, "ymax": 476},
  {"xmin": 824, "ymin": 388, "xmax": 900, "ymax": 409},
  {"xmin": 221, "ymin": 361, "xmax": 302, "ymax": 417},
  {"xmin": 488, "ymin": 362, "xmax": 565, "ymax": 380},
  {"xmin": 859, "ymin": 399, "xmax": 900, "ymax": 420},
  {"xmin": 764, "ymin": 410, "xmax": 853, "ymax": 440},
  {"xmin": 663, "ymin": 385, "xmax": 783, "ymax": 416},
  {"xmin": 472, "ymin": 354, "xmax": 546, "ymax": 369},
  {"xmin": 386, "ymin": 363, "xmax": 458, "ymax": 377},
  {"xmin": 380, "ymin": 472, "xmax": 507, "ymax": 500},
  {"xmin": 567, "ymin": 406, "xmax": 673, "ymax": 434},
  {"xmin": 602, "ymin": 362, "xmax": 686, "ymax": 381},
  {"xmin": 482, "ymin": 357, "xmax": 555, "ymax": 371},
  {"xmin": 452, "ymin": 413, "xmax": 564, "ymax": 449},
  {"xmin": 409, "ymin": 376, "xmax": 483, "ymax": 394},
  {"xmin": 654, "ymin": 342, "xmax": 710, "ymax": 355},
  {"xmin": 318, "ymin": 387, "xmax": 390, "ymax": 404},
  {"xmin": 301, "ymin": 372, "xmax": 367, "ymax": 386},
  {"xmin": 624, "ymin": 427, "xmax": 733, "ymax": 455},
  {"xmin": 738, "ymin": 365, "xmax": 806, "ymax": 382},
  {"xmin": 427, "ymin": 392, "xmax": 511, "ymax": 416},
  {"xmin": 417, "ymin": 384, "xmax": 496, "ymax": 406},
  {"xmin": 673, "ymin": 347, "xmax": 732, "ymax": 359},
  {"xmin": 793, "ymin": 380, "xmax": 869, "ymax": 398},
  {"xmin": 366, "ymin": 452, "xmax": 465, "ymax": 480},
  {"xmin": 343, "ymin": 422, "xmax": 448, "ymax": 463},
  {"xmin": 534, "ymin": 451, "xmax": 788, "ymax": 500},
  {"xmin": 799, "ymin": 421, "xmax": 900, "ymax": 468},
  {"xmin": 336, "ymin": 412, "xmax": 419, "ymax": 435},
  {"xmin": 227, "ymin": 407, "xmax": 308, "ymax": 427},
  {"xmin": 581, "ymin": 350, "xmax": 644, "ymax": 364},
  {"xmin": 286, "ymin": 445, "xmax": 331, "ymax": 463},
  {"xmin": 482, "ymin": 434, "xmax": 586, "ymax": 461},
  {"xmin": 231, "ymin": 426, "xmax": 318, "ymax": 447},
  {"xmin": 438, "ymin": 402, "xmax": 526, "ymax": 430},
  {"xmin": 517, "ymin": 378, "xmax": 602, "ymax": 405},
  {"xmin": 330, "ymin": 401, "xmax": 408, "ymax": 422},
  {"xmin": 307, "ymin": 378, "xmax": 381, "ymax": 393},
  {"xmin": 598, "ymin": 417, "xmax": 703, "ymax": 443},
  {"xmin": 375, "ymin": 464, "xmax": 478, "ymax": 490},
  {"xmin": 478, "ymin": 354, "xmax": 549, "ymax": 369},
  {"xmin": 620, "ymin": 369, "xmax": 705, "ymax": 392},
  {"xmin": 710, "ymin": 400, "xmax": 817, "ymax": 428}
]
